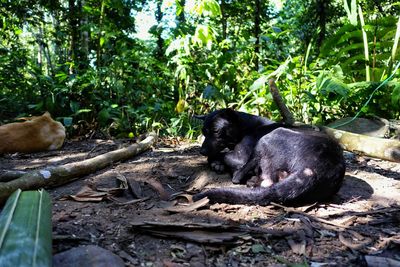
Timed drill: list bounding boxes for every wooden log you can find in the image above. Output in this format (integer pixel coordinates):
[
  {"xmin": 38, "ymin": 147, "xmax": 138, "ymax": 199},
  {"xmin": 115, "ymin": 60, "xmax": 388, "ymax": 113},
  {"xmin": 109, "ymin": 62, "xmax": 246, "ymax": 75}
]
[{"xmin": 322, "ymin": 126, "xmax": 400, "ymax": 162}]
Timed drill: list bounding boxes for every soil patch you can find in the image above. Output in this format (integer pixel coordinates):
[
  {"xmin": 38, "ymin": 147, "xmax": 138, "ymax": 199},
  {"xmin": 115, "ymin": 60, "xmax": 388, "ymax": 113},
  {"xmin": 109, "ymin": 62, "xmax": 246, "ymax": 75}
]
[{"xmin": 1, "ymin": 138, "xmax": 399, "ymax": 266}]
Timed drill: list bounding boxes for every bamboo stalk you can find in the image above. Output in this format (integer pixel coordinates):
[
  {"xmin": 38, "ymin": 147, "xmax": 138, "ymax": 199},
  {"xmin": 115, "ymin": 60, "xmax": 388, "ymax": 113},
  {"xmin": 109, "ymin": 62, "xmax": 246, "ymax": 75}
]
[
  {"xmin": 388, "ymin": 16, "xmax": 400, "ymax": 75},
  {"xmin": 358, "ymin": 5, "xmax": 370, "ymax": 81}
]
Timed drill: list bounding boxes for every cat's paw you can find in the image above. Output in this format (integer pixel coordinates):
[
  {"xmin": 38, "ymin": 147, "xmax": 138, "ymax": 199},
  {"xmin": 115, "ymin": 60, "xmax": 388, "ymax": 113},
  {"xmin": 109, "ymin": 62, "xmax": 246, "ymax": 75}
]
[{"xmin": 210, "ymin": 161, "xmax": 225, "ymax": 173}]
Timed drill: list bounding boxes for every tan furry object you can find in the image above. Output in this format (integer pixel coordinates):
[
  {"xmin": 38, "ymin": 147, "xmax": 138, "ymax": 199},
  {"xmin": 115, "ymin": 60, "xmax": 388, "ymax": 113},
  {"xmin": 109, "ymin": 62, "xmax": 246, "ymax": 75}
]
[{"xmin": 0, "ymin": 112, "xmax": 65, "ymax": 154}]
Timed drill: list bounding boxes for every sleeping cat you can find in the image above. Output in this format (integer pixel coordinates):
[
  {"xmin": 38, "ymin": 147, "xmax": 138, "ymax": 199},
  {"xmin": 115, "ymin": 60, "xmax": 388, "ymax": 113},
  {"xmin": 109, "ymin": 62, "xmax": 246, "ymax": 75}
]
[{"xmin": 194, "ymin": 109, "xmax": 346, "ymax": 205}]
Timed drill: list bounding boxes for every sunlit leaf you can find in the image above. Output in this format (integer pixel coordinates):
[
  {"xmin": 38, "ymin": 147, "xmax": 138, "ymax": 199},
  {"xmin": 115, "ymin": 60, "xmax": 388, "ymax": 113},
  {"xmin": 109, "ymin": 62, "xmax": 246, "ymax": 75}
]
[
  {"xmin": 100, "ymin": 36, "xmax": 105, "ymax": 47},
  {"xmin": 250, "ymin": 76, "xmax": 267, "ymax": 91},
  {"xmin": 317, "ymin": 74, "xmax": 349, "ymax": 97},
  {"xmin": 175, "ymin": 99, "xmax": 187, "ymax": 113}
]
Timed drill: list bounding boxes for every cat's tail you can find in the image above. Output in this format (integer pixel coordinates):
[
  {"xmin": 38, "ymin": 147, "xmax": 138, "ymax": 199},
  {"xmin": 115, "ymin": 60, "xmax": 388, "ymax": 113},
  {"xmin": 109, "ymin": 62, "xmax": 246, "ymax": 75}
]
[
  {"xmin": 193, "ymin": 186, "xmax": 275, "ymax": 205},
  {"xmin": 193, "ymin": 168, "xmax": 344, "ymax": 205}
]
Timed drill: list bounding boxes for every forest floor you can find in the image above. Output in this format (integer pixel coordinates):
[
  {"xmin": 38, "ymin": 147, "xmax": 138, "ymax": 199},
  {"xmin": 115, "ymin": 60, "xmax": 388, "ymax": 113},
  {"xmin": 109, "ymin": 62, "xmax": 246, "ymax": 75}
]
[{"xmin": 1, "ymin": 137, "xmax": 400, "ymax": 266}]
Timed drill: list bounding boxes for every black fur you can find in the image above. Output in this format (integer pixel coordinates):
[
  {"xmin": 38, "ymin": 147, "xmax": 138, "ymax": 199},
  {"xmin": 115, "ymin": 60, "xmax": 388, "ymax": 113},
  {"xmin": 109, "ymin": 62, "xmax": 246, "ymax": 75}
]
[
  {"xmin": 194, "ymin": 109, "xmax": 346, "ymax": 205},
  {"xmin": 195, "ymin": 108, "xmax": 282, "ymax": 176}
]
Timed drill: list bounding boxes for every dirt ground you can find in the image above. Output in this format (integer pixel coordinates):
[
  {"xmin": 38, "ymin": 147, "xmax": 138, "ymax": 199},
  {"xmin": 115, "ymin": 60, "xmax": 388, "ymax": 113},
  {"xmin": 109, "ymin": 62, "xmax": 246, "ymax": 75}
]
[{"xmin": 1, "ymin": 137, "xmax": 399, "ymax": 266}]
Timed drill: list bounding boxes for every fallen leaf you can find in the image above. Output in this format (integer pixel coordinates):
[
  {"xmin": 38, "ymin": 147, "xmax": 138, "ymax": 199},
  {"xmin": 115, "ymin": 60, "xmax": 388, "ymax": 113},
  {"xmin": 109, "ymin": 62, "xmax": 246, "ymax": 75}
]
[
  {"xmin": 60, "ymin": 185, "xmax": 108, "ymax": 202},
  {"xmin": 116, "ymin": 173, "xmax": 128, "ymax": 189},
  {"xmin": 338, "ymin": 231, "xmax": 372, "ymax": 250},
  {"xmin": 165, "ymin": 197, "xmax": 209, "ymax": 213},
  {"xmin": 146, "ymin": 178, "xmax": 170, "ymax": 200},
  {"xmin": 61, "ymin": 182, "xmax": 126, "ymax": 202},
  {"xmin": 126, "ymin": 177, "xmax": 143, "ymax": 198}
]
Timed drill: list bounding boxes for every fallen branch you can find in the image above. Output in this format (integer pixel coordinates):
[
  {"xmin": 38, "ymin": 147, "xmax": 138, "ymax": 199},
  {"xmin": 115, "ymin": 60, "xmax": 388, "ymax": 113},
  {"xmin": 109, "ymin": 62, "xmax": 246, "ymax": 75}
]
[
  {"xmin": 0, "ymin": 170, "xmax": 27, "ymax": 182},
  {"xmin": 268, "ymin": 79, "xmax": 295, "ymax": 125},
  {"xmin": 270, "ymin": 202, "xmax": 347, "ymax": 230},
  {"xmin": 321, "ymin": 126, "xmax": 400, "ymax": 162},
  {"xmin": 0, "ymin": 132, "xmax": 157, "ymax": 204}
]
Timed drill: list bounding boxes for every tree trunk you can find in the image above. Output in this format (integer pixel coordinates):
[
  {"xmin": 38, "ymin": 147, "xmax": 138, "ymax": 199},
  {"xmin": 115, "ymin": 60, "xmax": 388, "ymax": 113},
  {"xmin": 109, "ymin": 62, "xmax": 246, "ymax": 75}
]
[
  {"xmin": 97, "ymin": 0, "xmax": 106, "ymax": 68},
  {"xmin": 68, "ymin": 0, "xmax": 79, "ymax": 74},
  {"xmin": 220, "ymin": 0, "xmax": 227, "ymax": 40},
  {"xmin": 155, "ymin": 0, "xmax": 164, "ymax": 58},
  {"xmin": 79, "ymin": 0, "xmax": 89, "ymax": 70},
  {"xmin": 254, "ymin": 0, "xmax": 261, "ymax": 70},
  {"xmin": 268, "ymin": 79, "xmax": 295, "ymax": 125},
  {"xmin": 316, "ymin": 0, "xmax": 327, "ymax": 50}
]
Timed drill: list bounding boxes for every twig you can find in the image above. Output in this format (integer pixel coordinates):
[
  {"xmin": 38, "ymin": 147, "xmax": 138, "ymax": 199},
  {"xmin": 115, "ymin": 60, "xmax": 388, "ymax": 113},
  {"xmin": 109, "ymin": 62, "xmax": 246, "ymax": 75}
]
[
  {"xmin": 322, "ymin": 205, "xmax": 400, "ymax": 219},
  {"xmin": 268, "ymin": 79, "xmax": 295, "ymax": 125},
  {"xmin": 270, "ymin": 202, "xmax": 347, "ymax": 229},
  {"xmin": 110, "ymin": 196, "xmax": 150, "ymax": 206}
]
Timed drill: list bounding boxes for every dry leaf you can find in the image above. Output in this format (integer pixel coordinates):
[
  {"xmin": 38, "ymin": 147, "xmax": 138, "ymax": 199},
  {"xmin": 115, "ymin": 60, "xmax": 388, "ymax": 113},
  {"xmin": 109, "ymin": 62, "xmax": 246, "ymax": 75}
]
[
  {"xmin": 62, "ymin": 182, "xmax": 126, "ymax": 202},
  {"xmin": 60, "ymin": 185, "xmax": 108, "ymax": 202},
  {"xmin": 338, "ymin": 231, "xmax": 372, "ymax": 250},
  {"xmin": 126, "ymin": 177, "xmax": 143, "ymax": 198},
  {"xmin": 146, "ymin": 178, "xmax": 170, "ymax": 200},
  {"xmin": 165, "ymin": 197, "xmax": 209, "ymax": 213}
]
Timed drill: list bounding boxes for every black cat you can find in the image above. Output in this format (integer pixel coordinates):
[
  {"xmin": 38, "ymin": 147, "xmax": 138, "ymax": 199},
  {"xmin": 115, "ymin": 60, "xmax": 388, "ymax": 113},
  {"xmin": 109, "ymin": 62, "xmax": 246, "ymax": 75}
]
[
  {"xmin": 194, "ymin": 109, "xmax": 346, "ymax": 205},
  {"xmin": 195, "ymin": 108, "xmax": 284, "ymax": 177}
]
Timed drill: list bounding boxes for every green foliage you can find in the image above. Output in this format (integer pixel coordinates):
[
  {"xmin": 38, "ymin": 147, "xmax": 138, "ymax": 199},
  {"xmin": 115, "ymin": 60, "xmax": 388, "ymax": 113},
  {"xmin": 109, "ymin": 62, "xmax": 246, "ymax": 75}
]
[
  {"xmin": 320, "ymin": 16, "xmax": 398, "ymax": 81},
  {"xmin": 0, "ymin": 0, "xmax": 399, "ymax": 139},
  {"xmin": 0, "ymin": 189, "xmax": 52, "ymax": 267}
]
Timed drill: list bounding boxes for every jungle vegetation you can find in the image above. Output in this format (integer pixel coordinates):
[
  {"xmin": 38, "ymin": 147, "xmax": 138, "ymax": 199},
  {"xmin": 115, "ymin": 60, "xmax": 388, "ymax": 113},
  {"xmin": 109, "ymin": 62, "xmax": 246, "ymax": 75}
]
[{"xmin": 0, "ymin": 0, "xmax": 399, "ymax": 138}]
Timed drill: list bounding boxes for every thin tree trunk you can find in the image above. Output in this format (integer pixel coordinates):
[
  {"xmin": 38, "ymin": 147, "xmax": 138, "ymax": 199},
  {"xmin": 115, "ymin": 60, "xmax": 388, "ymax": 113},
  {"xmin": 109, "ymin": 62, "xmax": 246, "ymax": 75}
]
[
  {"xmin": 316, "ymin": 0, "xmax": 327, "ymax": 50},
  {"xmin": 80, "ymin": 0, "xmax": 89, "ymax": 70},
  {"xmin": 68, "ymin": 0, "xmax": 78, "ymax": 74},
  {"xmin": 53, "ymin": 9, "xmax": 65, "ymax": 66},
  {"xmin": 44, "ymin": 44, "xmax": 54, "ymax": 76},
  {"xmin": 37, "ymin": 28, "xmax": 43, "ymax": 71},
  {"xmin": 155, "ymin": 0, "xmax": 164, "ymax": 58},
  {"xmin": 254, "ymin": 0, "xmax": 261, "ymax": 70},
  {"xmin": 220, "ymin": 0, "xmax": 227, "ymax": 40},
  {"xmin": 97, "ymin": 0, "xmax": 106, "ymax": 68}
]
